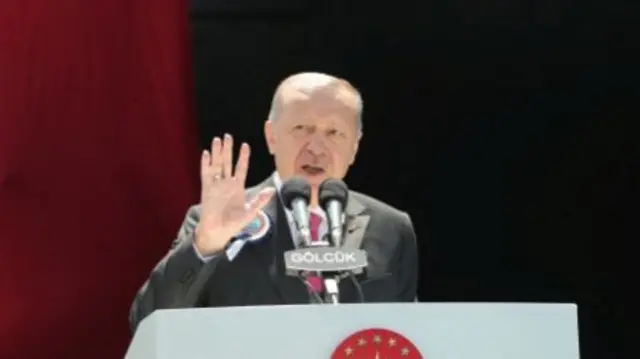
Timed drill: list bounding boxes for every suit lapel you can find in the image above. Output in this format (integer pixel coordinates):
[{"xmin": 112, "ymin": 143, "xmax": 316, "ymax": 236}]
[
  {"xmin": 342, "ymin": 193, "xmax": 370, "ymax": 249},
  {"xmin": 337, "ymin": 194, "xmax": 372, "ymax": 302},
  {"xmin": 249, "ymin": 177, "xmax": 308, "ymax": 304},
  {"xmin": 242, "ymin": 179, "xmax": 284, "ymax": 302}
]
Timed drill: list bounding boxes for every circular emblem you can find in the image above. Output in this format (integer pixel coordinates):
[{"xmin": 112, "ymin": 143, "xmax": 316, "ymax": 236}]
[
  {"xmin": 239, "ymin": 210, "xmax": 271, "ymax": 242},
  {"xmin": 331, "ymin": 328, "xmax": 423, "ymax": 359}
]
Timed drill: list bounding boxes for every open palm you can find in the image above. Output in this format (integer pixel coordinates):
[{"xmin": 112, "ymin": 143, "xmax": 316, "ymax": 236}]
[{"xmin": 196, "ymin": 134, "xmax": 275, "ymax": 255}]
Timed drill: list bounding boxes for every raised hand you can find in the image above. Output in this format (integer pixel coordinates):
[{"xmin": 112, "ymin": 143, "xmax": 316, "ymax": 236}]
[{"xmin": 194, "ymin": 134, "xmax": 275, "ymax": 255}]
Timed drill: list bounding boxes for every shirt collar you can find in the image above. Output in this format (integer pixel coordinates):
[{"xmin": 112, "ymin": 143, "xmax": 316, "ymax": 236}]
[{"xmin": 272, "ymin": 171, "xmax": 284, "ymax": 193}]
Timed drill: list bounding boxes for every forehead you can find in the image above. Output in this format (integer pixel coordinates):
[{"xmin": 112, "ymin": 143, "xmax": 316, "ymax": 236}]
[{"xmin": 278, "ymin": 86, "xmax": 358, "ymax": 123}]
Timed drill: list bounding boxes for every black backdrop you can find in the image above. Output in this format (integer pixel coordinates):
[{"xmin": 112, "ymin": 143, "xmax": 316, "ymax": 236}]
[{"xmin": 191, "ymin": 1, "xmax": 631, "ymax": 358}]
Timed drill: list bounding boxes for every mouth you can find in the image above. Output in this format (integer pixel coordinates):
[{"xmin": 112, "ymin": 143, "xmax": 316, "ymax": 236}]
[{"xmin": 300, "ymin": 164, "xmax": 326, "ymax": 176}]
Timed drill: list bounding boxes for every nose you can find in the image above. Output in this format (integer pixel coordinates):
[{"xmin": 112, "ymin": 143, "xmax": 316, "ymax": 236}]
[{"xmin": 305, "ymin": 135, "xmax": 327, "ymax": 155}]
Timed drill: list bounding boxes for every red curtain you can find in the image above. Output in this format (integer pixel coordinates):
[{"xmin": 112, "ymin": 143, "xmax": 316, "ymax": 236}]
[{"xmin": 0, "ymin": 1, "xmax": 198, "ymax": 357}]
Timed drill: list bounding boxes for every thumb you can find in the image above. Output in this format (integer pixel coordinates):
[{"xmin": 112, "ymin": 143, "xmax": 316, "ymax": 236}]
[{"xmin": 245, "ymin": 187, "xmax": 276, "ymax": 216}]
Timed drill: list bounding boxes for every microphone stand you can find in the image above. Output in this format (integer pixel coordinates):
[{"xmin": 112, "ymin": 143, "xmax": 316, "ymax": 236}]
[
  {"xmin": 319, "ymin": 234, "xmax": 342, "ymax": 306},
  {"xmin": 294, "ymin": 233, "xmax": 344, "ymax": 305},
  {"xmin": 324, "ymin": 210, "xmax": 347, "ymax": 305},
  {"xmin": 324, "ymin": 276, "xmax": 340, "ymax": 305}
]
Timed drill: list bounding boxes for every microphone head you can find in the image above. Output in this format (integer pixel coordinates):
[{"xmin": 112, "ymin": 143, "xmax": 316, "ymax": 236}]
[
  {"xmin": 281, "ymin": 176, "xmax": 312, "ymax": 210},
  {"xmin": 319, "ymin": 178, "xmax": 349, "ymax": 209}
]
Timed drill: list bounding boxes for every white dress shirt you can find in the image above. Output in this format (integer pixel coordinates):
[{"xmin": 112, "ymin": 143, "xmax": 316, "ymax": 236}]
[{"xmin": 193, "ymin": 172, "xmax": 327, "ymax": 261}]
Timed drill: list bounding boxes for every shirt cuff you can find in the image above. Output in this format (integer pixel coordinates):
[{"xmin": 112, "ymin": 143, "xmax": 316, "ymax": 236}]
[{"xmin": 192, "ymin": 242, "xmax": 217, "ymax": 262}]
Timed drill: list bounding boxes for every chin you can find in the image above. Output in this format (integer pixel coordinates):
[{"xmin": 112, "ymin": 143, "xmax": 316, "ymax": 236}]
[
  {"xmin": 296, "ymin": 172, "xmax": 327, "ymax": 187},
  {"xmin": 306, "ymin": 174, "xmax": 325, "ymax": 183}
]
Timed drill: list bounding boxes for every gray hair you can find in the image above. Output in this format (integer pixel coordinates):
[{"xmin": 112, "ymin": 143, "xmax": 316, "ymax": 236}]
[{"xmin": 266, "ymin": 72, "xmax": 363, "ymax": 132}]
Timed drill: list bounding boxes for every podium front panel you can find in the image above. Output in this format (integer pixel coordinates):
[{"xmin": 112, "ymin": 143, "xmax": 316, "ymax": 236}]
[{"xmin": 127, "ymin": 303, "xmax": 579, "ymax": 359}]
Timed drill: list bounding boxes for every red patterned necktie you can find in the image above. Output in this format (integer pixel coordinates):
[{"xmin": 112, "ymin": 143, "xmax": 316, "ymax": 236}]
[{"xmin": 306, "ymin": 212, "xmax": 324, "ymax": 293}]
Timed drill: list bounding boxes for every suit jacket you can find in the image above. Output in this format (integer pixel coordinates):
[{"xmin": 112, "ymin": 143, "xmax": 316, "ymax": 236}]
[{"xmin": 129, "ymin": 177, "xmax": 419, "ymax": 332}]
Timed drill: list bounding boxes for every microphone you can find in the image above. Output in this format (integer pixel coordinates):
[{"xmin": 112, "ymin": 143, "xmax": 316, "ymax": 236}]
[
  {"xmin": 317, "ymin": 178, "xmax": 351, "ymax": 304},
  {"xmin": 319, "ymin": 178, "xmax": 349, "ymax": 247},
  {"xmin": 281, "ymin": 177, "xmax": 367, "ymax": 304},
  {"xmin": 280, "ymin": 176, "xmax": 313, "ymax": 247}
]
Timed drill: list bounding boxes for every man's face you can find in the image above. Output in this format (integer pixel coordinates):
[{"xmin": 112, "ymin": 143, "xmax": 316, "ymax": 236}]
[{"xmin": 264, "ymin": 89, "xmax": 361, "ymax": 190}]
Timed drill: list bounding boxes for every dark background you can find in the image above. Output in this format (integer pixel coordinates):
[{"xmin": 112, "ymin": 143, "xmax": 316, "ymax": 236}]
[
  {"xmin": 0, "ymin": 0, "xmax": 631, "ymax": 358},
  {"xmin": 191, "ymin": 1, "xmax": 631, "ymax": 358}
]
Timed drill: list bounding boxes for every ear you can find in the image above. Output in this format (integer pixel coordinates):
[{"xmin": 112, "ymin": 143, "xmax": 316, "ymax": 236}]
[
  {"xmin": 349, "ymin": 133, "xmax": 362, "ymax": 165},
  {"xmin": 264, "ymin": 120, "xmax": 276, "ymax": 155}
]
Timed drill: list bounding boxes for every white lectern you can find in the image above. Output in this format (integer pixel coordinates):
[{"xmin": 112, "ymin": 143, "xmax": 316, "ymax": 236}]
[{"xmin": 125, "ymin": 303, "xmax": 580, "ymax": 359}]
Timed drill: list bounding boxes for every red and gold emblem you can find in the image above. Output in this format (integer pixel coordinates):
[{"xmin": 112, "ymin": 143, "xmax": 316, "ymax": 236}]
[{"xmin": 331, "ymin": 328, "xmax": 423, "ymax": 359}]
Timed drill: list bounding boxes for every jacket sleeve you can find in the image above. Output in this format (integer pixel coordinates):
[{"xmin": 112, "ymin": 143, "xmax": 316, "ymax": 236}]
[
  {"xmin": 395, "ymin": 212, "xmax": 419, "ymax": 302},
  {"xmin": 128, "ymin": 205, "xmax": 228, "ymax": 333}
]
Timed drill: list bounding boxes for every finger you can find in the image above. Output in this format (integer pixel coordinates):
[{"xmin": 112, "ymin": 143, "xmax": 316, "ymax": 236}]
[
  {"xmin": 245, "ymin": 187, "xmax": 276, "ymax": 217},
  {"xmin": 200, "ymin": 150, "xmax": 212, "ymax": 185},
  {"xmin": 233, "ymin": 143, "xmax": 250, "ymax": 184},
  {"xmin": 210, "ymin": 136, "xmax": 223, "ymax": 177},
  {"xmin": 222, "ymin": 133, "xmax": 233, "ymax": 178}
]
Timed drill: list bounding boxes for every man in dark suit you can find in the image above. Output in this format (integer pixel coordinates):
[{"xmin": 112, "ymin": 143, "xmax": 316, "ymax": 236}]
[{"xmin": 129, "ymin": 72, "xmax": 419, "ymax": 332}]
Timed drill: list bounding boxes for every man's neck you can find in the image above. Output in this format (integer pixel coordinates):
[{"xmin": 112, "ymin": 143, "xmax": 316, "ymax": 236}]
[{"xmin": 309, "ymin": 193, "xmax": 319, "ymax": 208}]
